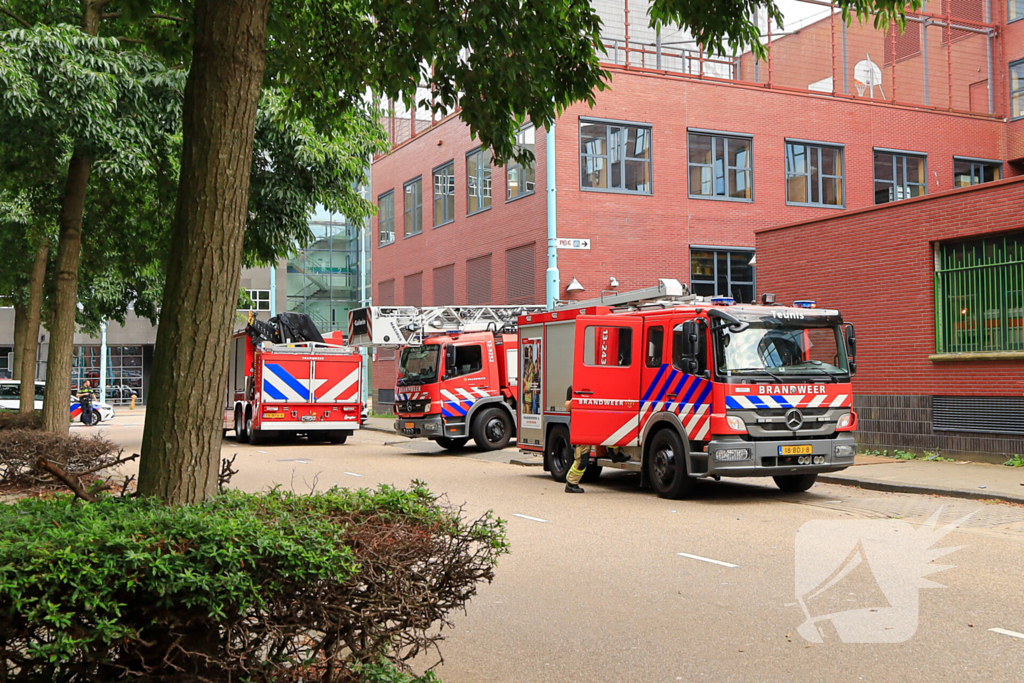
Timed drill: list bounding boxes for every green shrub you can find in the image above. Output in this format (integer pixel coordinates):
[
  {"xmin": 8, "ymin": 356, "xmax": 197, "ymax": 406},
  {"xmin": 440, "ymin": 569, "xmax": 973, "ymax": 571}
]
[{"xmin": 0, "ymin": 485, "xmax": 506, "ymax": 682}]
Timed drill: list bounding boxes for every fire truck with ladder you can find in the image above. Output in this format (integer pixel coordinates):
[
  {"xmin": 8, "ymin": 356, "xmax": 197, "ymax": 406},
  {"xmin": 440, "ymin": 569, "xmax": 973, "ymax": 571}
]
[
  {"xmin": 517, "ymin": 279, "xmax": 859, "ymax": 498},
  {"xmin": 348, "ymin": 305, "xmax": 544, "ymax": 450},
  {"xmin": 224, "ymin": 312, "xmax": 364, "ymax": 445}
]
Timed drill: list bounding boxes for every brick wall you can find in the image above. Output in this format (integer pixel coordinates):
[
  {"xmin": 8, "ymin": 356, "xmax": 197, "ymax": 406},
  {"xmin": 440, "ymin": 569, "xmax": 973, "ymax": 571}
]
[{"xmin": 370, "ymin": 66, "xmax": 1015, "ymax": 404}]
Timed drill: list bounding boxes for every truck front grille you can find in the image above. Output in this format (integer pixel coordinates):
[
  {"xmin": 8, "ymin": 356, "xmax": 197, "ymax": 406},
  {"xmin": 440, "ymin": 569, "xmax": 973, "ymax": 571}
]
[{"xmin": 395, "ymin": 400, "xmax": 429, "ymax": 414}]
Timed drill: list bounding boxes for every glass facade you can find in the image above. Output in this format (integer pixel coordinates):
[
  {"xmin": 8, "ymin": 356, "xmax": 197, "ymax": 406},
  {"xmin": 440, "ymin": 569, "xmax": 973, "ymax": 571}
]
[
  {"xmin": 72, "ymin": 345, "xmax": 143, "ymax": 404},
  {"xmin": 287, "ymin": 210, "xmax": 363, "ymax": 334},
  {"xmin": 690, "ymin": 248, "xmax": 756, "ymax": 303}
]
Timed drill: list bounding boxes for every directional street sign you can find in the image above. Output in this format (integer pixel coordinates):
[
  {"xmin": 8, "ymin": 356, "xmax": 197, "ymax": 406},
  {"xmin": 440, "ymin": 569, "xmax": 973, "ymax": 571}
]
[{"xmin": 556, "ymin": 237, "xmax": 591, "ymax": 250}]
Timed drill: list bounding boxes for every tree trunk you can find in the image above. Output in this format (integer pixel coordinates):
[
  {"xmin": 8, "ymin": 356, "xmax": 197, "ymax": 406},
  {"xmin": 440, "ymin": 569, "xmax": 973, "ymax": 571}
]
[
  {"xmin": 12, "ymin": 304, "xmax": 27, "ymax": 382},
  {"xmin": 41, "ymin": 152, "xmax": 92, "ymax": 433},
  {"xmin": 20, "ymin": 238, "xmax": 49, "ymax": 413},
  {"xmin": 137, "ymin": 0, "xmax": 271, "ymax": 504}
]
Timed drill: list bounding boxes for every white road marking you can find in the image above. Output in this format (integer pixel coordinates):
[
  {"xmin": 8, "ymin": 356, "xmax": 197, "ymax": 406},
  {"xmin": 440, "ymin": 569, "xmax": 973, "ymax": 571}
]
[
  {"xmin": 989, "ymin": 628, "xmax": 1024, "ymax": 640},
  {"xmin": 513, "ymin": 514, "xmax": 548, "ymax": 523},
  {"xmin": 344, "ymin": 471, "xmax": 363, "ymax": 477},
  {"xmin": 259, "ymin": 450, "xmax": 270, "ymax": 454},
  {"xmin": 277, "ymin": 459, "xmax": 310, "ymax": 464},
  {"xmin": 677, "ymin": 552, "xmax": 738, "ymax": 568}
]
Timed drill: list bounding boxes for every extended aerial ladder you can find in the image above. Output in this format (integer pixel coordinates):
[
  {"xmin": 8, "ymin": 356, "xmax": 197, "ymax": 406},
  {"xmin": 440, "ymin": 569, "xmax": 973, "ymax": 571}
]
[{"xmin": 348, "ymin": 305, "xmax": 546, "ymax": 348}]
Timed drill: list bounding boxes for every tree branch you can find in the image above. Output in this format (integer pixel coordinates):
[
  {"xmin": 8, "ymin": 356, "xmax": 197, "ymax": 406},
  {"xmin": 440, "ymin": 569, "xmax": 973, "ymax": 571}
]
[
  {"xmin": 36, "ymin": 457, "xmax": 97, "ymax": 502},
  {"xmin": 150, "ymin": 14, "xmax": 185, "ymax": 23},
  {"xmin": 116, "ymin": 36, "xmax": 146, "ymax": 44},
  {"xmin": 1, "ymin": 8, "xmax": 31, "ymax": 28},
  {"xmin": 101, "ymin": 11, "xmax": 121, "ymax": 20}
]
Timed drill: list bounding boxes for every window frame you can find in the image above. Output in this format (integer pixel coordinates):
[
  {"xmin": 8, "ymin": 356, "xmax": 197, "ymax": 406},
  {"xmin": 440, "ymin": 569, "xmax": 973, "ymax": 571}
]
[
  {"xmin": 872, "ymin": 148, "xmax": 928, "ymax": 205},
  {"xmin": 506, "ymin": 124, "xmax": 537, "ymax": 203},
  {"xmin": 686, "ymin": 129, "xmax": 754, "ymax": 203},
  {"xmin": 952, "ymin": 156, "xmax": 1003, "ymax": 187},
  {"xmin": 1011, "ymin": 0, "xmax": 1024, "ymax": 23},
  {"xmin": 784, "ymin": 139, "xmax": 846, "ymax": 208},
  {"xmin": 1010, "ymin": 59, "xmax": 1024, "ymax": 120},
  {"xmin": 377, "ymin": 189, "xmax": 395, "ymax": 247},
  {"xmin": 445, "ymin": 344, "xmax": 485, "ymax": 379},
  {"xmin": 645, "ymin": 326, "xmax": 664, "ymax": 368},
  {"xmin": 579, "ymin": 117, "xmax": 653, "ymax": 196},
  {"xmin": 466, "ymin": 147, "xmax": 493, "ymax": 216},
  {"xmin": 238, "ymin": 288, "xmax": 271, "ymax": 312},
  {"xmin": 403, "ymin": 176, "xmax": 423, "ymax": 238},
  {"xmin": 432, "ymin": 161, "xmax": 456, "ymax": 228},
  {"xmin": 689, "ymin": 246, "xmax": 757, "ymax": 304},
  {"xmin": 582, "ymin": 326, "xmax": 635, "ymax": 367}
]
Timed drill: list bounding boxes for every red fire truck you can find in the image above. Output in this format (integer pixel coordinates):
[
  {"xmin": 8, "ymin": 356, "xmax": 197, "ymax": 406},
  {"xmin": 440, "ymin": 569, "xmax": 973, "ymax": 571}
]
[
  {"xmin": 517, "ymin": 279, "xmax": 859, "ymax": 498},
  {"xmin": 224, "ymin": 313, "xmax": 364, "ymax": 445},
  {"xmin": 349, "ymin": 305, "xmax": 544, "ymax": 450}
]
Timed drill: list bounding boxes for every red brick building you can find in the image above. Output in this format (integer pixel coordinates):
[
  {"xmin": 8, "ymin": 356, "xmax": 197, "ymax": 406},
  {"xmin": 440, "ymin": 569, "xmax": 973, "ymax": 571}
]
[
  {"xmin": 756, "ymin": 176, "xmax": 1023, "ymax": 462},
  {"xmin": 369, "ymin": 0, "xmax": 1024, "ymax": 408}
]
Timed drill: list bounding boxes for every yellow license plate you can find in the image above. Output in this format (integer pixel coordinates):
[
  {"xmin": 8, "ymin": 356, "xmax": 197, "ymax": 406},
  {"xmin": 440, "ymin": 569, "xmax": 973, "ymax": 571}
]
[
  {"xmin": 263, "ymin": 412, "xmax": 285, "ymax": 419},
  {"xmin": 779, "ymin": 445, "xmax": 813, "ymax": 456},
  {"xmin": 405, "ymin": 422, "xmax": 415, "ymax": 429}
]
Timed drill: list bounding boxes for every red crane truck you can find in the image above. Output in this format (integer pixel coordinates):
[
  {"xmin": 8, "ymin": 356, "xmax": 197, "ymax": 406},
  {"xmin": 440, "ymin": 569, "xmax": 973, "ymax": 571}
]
[
  {"xmin": 349, "ymin": 305, "xmax": 544, "ymax": 450},
  {"xmin": 224, "ymin": 312, "xmax": 364, "ymax": 445},
  {"xmin": 517, "ymin": 279, "xmax": 859, "ymax": 498}
]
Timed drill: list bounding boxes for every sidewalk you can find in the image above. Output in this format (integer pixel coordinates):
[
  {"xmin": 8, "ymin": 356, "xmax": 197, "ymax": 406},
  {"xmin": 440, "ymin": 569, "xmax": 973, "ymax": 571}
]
[
  {"xmin": 820, "ymin": 455, "xmax": 1024, "ymax": 505},
  {"xmin": 363, "ymin": 416, "xmax": 396, "ymax": 434}
]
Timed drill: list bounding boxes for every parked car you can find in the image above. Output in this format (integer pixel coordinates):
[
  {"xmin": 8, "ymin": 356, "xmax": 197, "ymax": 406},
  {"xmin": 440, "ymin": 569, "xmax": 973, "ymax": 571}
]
[{"xmin": 0, "ymin": 380, "xmax": 116, "ymax": 424}]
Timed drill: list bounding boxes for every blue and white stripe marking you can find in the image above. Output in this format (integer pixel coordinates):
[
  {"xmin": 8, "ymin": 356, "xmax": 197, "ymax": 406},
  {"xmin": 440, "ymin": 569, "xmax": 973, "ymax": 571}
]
[{"xmin": 441, "ymin": 388, "xmax": 493, "ymax": 417}]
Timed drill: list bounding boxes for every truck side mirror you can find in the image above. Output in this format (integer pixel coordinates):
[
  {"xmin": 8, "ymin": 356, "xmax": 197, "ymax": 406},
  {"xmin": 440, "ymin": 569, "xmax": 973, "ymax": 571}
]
[
  {"xmin": 680, "ymin": 321, "xmax": 700, "ymax": 357},
  {"xmin": 844, "ymin": 323, "xmax": 857, "ymax": 359},
  {"xmin": 445, "ymin": 346, "xmax": 457, "ymax": 378}
]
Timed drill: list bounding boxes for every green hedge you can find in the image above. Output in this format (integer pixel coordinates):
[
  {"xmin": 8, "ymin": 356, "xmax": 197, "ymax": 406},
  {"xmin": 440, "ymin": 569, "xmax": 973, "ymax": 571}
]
[{"xmin": 0, "ymin": 485, "xmax": 506, "ymax": 682}]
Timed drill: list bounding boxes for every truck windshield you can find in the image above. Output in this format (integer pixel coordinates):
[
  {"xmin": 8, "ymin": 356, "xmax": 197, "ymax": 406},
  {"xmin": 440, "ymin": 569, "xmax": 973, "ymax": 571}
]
[
  {"xmin": 398, "ymin": 345, "xmax": 440, "ymax": 385},
  {"xmin": 715, "ymin": 324, "xmax": 849, "ymax": 380}
]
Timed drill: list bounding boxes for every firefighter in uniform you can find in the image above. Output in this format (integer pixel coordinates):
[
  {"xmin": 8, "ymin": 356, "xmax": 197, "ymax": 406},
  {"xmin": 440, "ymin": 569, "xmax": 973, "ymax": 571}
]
[
  {"xmin": 564, "ymin": 385, "xmax": 621, "ymax": 494},
  {"xmin": 78, "ymin": 381, "xmax": 95, "ymax": 426}
]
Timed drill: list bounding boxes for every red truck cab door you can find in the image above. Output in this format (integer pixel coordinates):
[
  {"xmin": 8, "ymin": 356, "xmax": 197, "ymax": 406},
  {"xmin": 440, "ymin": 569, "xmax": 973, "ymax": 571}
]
[
  {"xmin": 439, "ymin": 339, "xmax": 493, "ymax": 417},
  {"xmin": 570, "ymin": 315, "xmax": 643, "ymax": 448}
]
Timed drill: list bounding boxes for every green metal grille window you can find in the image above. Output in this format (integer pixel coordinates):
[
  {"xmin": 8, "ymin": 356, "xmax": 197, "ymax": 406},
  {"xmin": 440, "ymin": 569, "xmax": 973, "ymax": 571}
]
[{"xmin": 935, "ymin": 233, "xmax": 1024, "ymax": 354}]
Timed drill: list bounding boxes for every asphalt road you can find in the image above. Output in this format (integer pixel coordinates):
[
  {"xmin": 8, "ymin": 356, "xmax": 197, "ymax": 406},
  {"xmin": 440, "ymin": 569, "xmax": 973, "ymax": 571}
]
[{"xmin": 93, "ymin": 419, "xmax": 1024, "ymax": 682}]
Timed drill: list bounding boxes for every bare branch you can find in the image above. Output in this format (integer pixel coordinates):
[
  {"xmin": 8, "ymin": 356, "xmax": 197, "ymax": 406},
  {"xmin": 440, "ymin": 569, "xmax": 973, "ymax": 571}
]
[
  {"xmin": 150, "ymin": 13, "xmax": 185, "ymax": 23},
  {"xmin": 100, "ymin": 12, "xmax": 121, "ymax": 20},
  {"xmin": 35, "ymin": 458, "xmax": 97, "ymax": 502},
  {"xmin": 115, "ymin": 36, "xmax": 145, "ymax": 44},
  {"xmin": 1, "ymin": 8, "xmax": 31, "ymax": 28}
]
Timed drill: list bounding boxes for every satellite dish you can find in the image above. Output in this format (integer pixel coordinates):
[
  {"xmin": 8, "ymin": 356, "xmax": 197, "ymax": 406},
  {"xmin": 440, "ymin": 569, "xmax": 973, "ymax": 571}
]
[{"xmin": 854, "ymin": 56, "xmax": 885, "ymax": 99}]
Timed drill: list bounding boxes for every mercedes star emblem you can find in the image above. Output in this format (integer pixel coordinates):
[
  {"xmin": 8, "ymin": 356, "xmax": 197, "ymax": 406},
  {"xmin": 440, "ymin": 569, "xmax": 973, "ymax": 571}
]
[{"xmin": 785, "ymin": 408, "xmax": 804, "ymax": 431}]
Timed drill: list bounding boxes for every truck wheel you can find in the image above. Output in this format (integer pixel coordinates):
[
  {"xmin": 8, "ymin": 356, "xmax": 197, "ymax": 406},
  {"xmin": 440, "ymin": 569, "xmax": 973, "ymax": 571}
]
[
  {"xmin": 245, "ymin": 413, "xmax": 263, "ymax": 445},
  {"xmin": 546, "ymin": 425, "xmax": 573, "ymax": 482},
  {"xmin": 436, "ymin": 437, "xmax": 469, "ymax": 451},
  {"xmin": 774, "ymin": 473, "xmax": 818, "ymax": 493},
  {"xmin": 646, "ymin": 428, "xmax": 697, "ymax": 499},
  {"xmin": 472, "ymin": 407, "xmax": 512, "ymax": 451},
  {"xmin": 236, "ymin": 409, "xmax": 249, "ymax": 443},
  {"xmin": 328, "ymin": 430, "xmax": 350, "ymax": 445}
]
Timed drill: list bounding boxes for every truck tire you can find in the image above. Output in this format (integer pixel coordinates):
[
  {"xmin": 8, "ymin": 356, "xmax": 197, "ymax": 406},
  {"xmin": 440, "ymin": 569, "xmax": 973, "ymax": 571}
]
[
  {"xmin": 436, "ymin": 437, "xmax": 469, "ymax": 451},
  {"xmin": 773, "ymin": 473, "xmax": 818, "ymax": 493},
  {"xmin": 646, "ymin": 427, "xmax": 697, "ymax": 499},
  {"xmin": 328, "ymin": 430, "xmax": 350, "ymax": 445},
  {"xmin": 545, "ymin": 425, "xmax": 573, "ymax": 482},
  {"xmin": 245, "ymin": 412, "xmax": 264, "ymax": 445},
  {"xmin": 471, "ymin": 407, "xmax": 512, "ymax": 451},
  {"xmin": 236, "ymin": 409, "xmax": 249, "ymax": 443}
]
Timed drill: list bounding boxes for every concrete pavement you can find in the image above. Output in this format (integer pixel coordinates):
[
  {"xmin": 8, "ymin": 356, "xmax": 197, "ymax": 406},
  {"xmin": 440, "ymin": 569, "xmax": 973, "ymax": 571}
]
[{"xmin": 91, "ymin": 417, "xmax": 1024, "ymax": 683}]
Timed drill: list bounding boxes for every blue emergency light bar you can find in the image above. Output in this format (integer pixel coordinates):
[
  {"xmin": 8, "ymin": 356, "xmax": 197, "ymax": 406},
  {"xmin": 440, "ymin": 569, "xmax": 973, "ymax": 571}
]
[
  {"xmin": 793, "ymin": 300, "xmax": 816, "ymax": 309},
  {"xmin": 710, "ymin": 297, "xmax": 735, "ymax": 306}
]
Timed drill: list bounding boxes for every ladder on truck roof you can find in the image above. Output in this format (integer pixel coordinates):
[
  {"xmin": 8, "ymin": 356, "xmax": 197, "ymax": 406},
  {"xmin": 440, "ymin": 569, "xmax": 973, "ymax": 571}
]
[
  {"xmin": 255, "ymin": 340, "xmax": 357, "ymax": 355},
  {"xmin": 553, "ymin": 278, "xmax": 698, "ymax": 312},
  {"xmin": 348, "ymin": 305, "xmax": 546, "ymax": 347}
]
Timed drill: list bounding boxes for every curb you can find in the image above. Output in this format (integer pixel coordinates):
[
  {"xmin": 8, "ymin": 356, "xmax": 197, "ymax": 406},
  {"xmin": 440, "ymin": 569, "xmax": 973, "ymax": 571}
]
[{"xmin": 817, "ymin": 475, "xmax": 1024, "ymax": 506}]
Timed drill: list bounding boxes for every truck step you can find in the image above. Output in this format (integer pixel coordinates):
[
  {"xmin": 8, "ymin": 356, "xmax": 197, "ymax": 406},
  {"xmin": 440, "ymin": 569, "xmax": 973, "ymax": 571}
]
[{"xmin": 596, "ymin": 458, "xmax": 642, "ymax": 472}]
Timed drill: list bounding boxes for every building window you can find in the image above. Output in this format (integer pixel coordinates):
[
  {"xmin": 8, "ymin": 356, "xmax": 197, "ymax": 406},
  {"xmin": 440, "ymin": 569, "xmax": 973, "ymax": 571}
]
[
  {"xmin": 378, "ymin": 191, "xmax": 395, "ymax": 246},
  {"xmin": 687, "ymin": 132, "xmax": 752, "ymax": 201},
  {"xmin": 467, "ymin": 148, "xmax": 492, "ymax": 214},
  {"xmin": 580, "ymin": 119, "xmax": 652, "ymax": 194},
  {"xmin": 507, "ymin": 125, "xmax": 536, "ymax": 200},
  {"xmin": 433, "ymin": 162, "xmax": 455, "ymax": 227},
  {"xmin": 378, "ymin": 279, "xmax": 395, "ymax": 306},
  {"xmin": 873, "ymin": 151, "xmax": 926, "ymax": 204},
  {"xmin": 403, "ymin": 177, "xmax": 422, "ymax": 237},
  {"xmin": 433, "ymin": 264, "xmax": 455, "ymax": 305},
  {"xmin": 785, "ymin": 142, "xmax": 844, "ymax": 207},
  {"xmin": 404, "ymin": 272, "xmax": 422, "ymax": 307},
  {"xmin": 467, "ymin": 254, "xmax": 492, "ymax": 304},
  {"xmin": 506, "ymin": 243, "xmax": 536, "ymax": 304},
  {"xmin": 1012, "ymin": 0, "xmax": 1024, "ymax": 22},
  {"xmin": 238, "ymin": 289, "xmax": 271, "ymax": 311},
  {"xmin": 690, "ymin": 248, "xmax": 755, "ymax": 303},
  {"xmin": 72, "ymin": 345, "xmax": 144, "ymax": 404},
  {"xmin": 1011, "ymin": 60, "xmax": 1024, "ymax": 119},
  {"xmin": 953, "ymin": 158, "xmax": 1002, "ymax": 188},
  {"xmin": 0, "ymin": 346, "xmax": 13, "ymax": 379},
  {"xmin": 935, "ymin": 232, "xmax": 1024, "ymax": 354}
]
